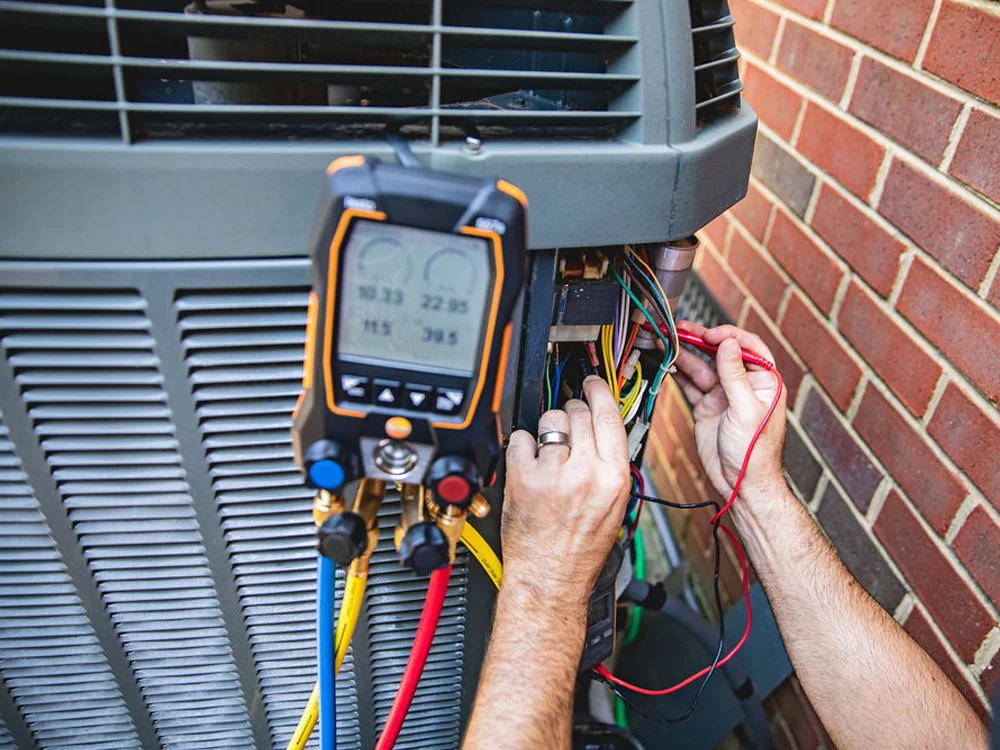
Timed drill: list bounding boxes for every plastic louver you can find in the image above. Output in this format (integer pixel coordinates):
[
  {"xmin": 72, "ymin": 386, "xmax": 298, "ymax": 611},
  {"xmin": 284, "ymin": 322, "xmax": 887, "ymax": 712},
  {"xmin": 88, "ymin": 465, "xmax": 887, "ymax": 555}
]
[
  {"xmin": 688, "ymin": 0, "xmax": 742, "ymax": 122},
  {"xmin": 367, "ymin": 506, "xmax": 468, "ymax": 750},
  {"xmin": 0, "ymin": 0, "xmax": 640, "ymax": 143},
  {"xmin": 0, "ymin": 289, "xmax": 254, "ymax": 749},
  {"xmin": 175, "ymin": 288, "xmax": 361, "ymax": 750},
  {"xmin": 0, "ymin": 417, "xmax": 139, "ymax": 749}
]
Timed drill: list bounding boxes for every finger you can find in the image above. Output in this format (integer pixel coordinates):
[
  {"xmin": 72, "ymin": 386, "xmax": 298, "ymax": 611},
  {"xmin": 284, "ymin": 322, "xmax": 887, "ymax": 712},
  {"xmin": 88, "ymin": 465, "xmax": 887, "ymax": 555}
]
[
  {"xmin": 582, "ymin": 376, "xmax": 629, "ymax": 465},
  {"xmin": 676, "ymin": 319, "xmax": 708, "ymax": 338},
  {"xmin": 675, "ymin": 347, "xmax": 719, "ymax": 393},
  {"xmin": 536, "ymin": 409, "xmax": 572, "ymax": 466},
  {"xmin": 506, "ymin": 430, "xmax": 537, "ymax": 472},
  {"xmin": 701, "ymin": 325, "xmax": 776, "ymax": 369},
  {"xmin": 673, "ymin": 372, "xmax": 705, "ymax": 406},
  {"xmin": 563, "ymin": 397, "xmax": 598, "ymax": 461},
  {"xmin": 715, "ymin": 338, "xmax": 760, "ymax": 417}
]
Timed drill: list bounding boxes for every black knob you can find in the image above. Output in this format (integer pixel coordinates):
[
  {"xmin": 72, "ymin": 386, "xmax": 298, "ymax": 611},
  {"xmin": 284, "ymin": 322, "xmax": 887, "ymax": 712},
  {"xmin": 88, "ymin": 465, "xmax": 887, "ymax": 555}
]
[
  {"xmin": 399, "ymin": 522, "xmax": 450, "ymax": 576},
  {"xmin": 426, "ymin": 455, "xmax": 480, "ymax": 509},
  {"xmin": 318, "ymin": 513, "xmax": 368, "ymax": 566},
  {"xmin": 304, "ymin": 439, "xmax": 360, "ymax": 494}
]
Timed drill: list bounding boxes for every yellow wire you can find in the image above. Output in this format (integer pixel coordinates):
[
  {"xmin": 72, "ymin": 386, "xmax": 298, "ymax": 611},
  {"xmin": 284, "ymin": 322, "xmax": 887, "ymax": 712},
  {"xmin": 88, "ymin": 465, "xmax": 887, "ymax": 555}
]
[
  {"xmin": 627, "ymin": 246, "xmax": 681, "ymax": 368},
  {"xmin": 620, "ymin": 360, "xmax": 643, "ymax": 419},
  {"xmin": 285, "ymin": 567, "xmax": 368, "ymax": 750},
  {"xmin": 600, "ymin": 325, "xmax": 619, "ymax": 402}
]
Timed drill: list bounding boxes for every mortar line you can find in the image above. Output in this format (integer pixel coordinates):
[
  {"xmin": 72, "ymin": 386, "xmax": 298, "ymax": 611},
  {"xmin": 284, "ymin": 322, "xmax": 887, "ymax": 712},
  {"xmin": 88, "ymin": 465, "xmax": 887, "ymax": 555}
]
[
  {"xmin": 914, "ymin": 0, "xmax": 945, "ymax": 69},
  {"xmin": 939, "ymin": 103, "xmax": 972, "ymax": 173}
]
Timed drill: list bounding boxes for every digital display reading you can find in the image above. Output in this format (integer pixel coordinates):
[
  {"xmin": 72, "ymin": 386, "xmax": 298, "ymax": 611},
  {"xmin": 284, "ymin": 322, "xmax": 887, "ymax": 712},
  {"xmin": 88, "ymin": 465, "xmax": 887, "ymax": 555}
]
[{"xmin": 337, "ymin": 220, "xmax": 494, "ymax": 376}]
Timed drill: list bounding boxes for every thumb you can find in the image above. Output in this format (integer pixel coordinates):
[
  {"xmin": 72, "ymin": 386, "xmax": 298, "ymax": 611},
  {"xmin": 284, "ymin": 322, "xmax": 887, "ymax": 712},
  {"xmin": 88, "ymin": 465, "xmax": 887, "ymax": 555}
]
[{"xmin": 716, "ymin": 338, "xmax": 758, "ymax": 417}]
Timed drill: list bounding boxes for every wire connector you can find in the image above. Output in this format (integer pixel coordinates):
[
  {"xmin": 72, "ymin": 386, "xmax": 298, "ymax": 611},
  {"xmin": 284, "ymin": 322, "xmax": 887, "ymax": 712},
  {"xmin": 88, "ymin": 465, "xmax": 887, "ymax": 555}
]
[
  {"xmin": 621, "ymin": 349, "xmax": 642, "ymax": 383},
  {"xmin": 627, "ymin": 421, "xmax": 650, "ymax": 461}
]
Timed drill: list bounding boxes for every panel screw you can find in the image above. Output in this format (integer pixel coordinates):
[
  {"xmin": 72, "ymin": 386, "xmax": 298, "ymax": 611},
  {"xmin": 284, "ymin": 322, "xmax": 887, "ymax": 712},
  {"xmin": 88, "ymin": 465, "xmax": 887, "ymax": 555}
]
[{"xmin": 465, "ymin": 136, "xmax": 482, "ymax": 153}]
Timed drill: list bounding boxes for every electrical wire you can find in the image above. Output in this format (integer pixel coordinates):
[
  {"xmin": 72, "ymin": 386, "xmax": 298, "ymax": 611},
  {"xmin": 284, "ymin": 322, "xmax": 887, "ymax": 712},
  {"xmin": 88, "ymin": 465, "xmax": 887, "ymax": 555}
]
[
  {"xmin": 373, "ymin": 564, "xmax": 452, "ymax": 750},
  {"xmin": 317, "ymin": 556, "xmax": 337, "ymax": 750},
  {"xmin": 552, "ymin": 359, "xmax": 568, "ymax": 411},
  {"xmin": 604, "ymin": 329, "xmax": 777, "ymax": 714}
]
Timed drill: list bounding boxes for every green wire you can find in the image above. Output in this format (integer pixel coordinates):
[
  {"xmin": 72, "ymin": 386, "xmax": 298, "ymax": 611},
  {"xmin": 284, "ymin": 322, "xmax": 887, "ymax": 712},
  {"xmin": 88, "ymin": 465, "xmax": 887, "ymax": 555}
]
[
  {"xmin": 611, "ymin": 266, "xmax": 670, "ymax": 353},
  {"xmin": 624, "ymin": 526, "xmax": 645, "ymax": 644},
  {"xmin": 614, "ymin": 525, "xmax": 646, "ymax": 730}
]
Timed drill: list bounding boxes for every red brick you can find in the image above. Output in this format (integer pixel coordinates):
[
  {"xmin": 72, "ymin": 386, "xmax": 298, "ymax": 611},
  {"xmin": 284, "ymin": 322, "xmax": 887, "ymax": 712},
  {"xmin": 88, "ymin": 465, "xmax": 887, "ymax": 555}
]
[
  {"xmin": 783, "ymin": 0, "xmax": 827, "ymax": 19},
  {"xmin": 992, "ymin": 275, "xmax": 1000, "ymax": 311},
  {"xmin": 728, "ymin": 231, "xmax": 786, "ymax": 318},
  {"xmin": 923, "ymin": 1, "xmax": 1000, "ymax": 107},
  {"xmin": 950, "ymin": 108, "xmax": 1000, "ymax": 205},
  {"xmin": 953, "ymin": 505, "xmax": 1000, "ymax": 608},
  {"xmin": 849, "ymin": 57, "xmax": 964, "ymax": 164},
  {"xmin": 879, "ymin": 160, "xmax": 1000, "ymax": 290},
  {"xmin": 854, "ymin": 385, "xmax": 967, "ymax": 534},
  {"xmin": 839, "ymin": 282, "xmax": 943, "ymax": 416},
  {"xmin": 696, "ymin": 250, "xmax": 745, "ymax": 320},
  {"xmin": 702, "ymin": 214, "xmax": 729, "ymax": 254},
  {"xmin": 744, "ymin": 306, "xmax": 805, "ymax": 405},
  {"xmin": 898, "ymin": 257, "xmax": 1000, "ymax": 406},
  {"xmin": 830, "ymin": 0, "xmax": 935, "ymax": 61},
  {"xmin": 665, "ymin": 390, "xmax": 700, "ymax": 474},
  {"xmin": 802, "ymin": 388, "xmax": 883, "ymax": 511},
  {"xmin": 768, "ymin": 210, "xmax": 843, "ymax": 314},
  {"xmin": 742, "ymin": 62, "xmax": 803, "ymax": 142},
  {"xmin": 797, "ymin": 103, "xmax": 886, "ymax": 199},
  {"xmin": 731, "ymin": 183, "xmax": 773, "ymax": 241},
  {"xmin": 810, "ymin": 184, "xmax": 905, "ymax": 297},
  {"xmin": 903, "ymin": 606, "xmax": 990, "ymax": 718},
  {"xmin": 875, "ymin": 491, "xmax": 995, "ymax": 662},
  {"xmin": 729, "ymin": 0, "xmax": 781, "ymax": 58},
  {"xmin": 773, "ymin": 679, "xmax": 821, "ymax": 750},
  {"xmin": 776, "ymin": 21, "xmax": 855, "ymax": 101},
  {"xmin": 929, "ymin": 384, "xmax": 1000, "ymax": 510},
  {"xmin": 781, "ymin": 292, "xmax": 861, "ymax": 410}
]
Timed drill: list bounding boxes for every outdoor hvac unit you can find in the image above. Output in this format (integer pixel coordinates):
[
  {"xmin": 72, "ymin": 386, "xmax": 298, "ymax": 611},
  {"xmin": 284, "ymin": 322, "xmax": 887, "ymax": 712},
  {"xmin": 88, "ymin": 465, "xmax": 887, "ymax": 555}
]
[{"xmin": 0, "ymin": 2, "xmax": 755, "ymax": 749}]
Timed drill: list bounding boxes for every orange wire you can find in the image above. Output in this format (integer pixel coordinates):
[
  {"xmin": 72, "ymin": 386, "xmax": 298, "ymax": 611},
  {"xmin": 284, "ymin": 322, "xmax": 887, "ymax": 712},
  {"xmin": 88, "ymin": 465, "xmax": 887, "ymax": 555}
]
[{"xmin": 617, "ymin": 322, "xmax": 640, "ymax": 391}]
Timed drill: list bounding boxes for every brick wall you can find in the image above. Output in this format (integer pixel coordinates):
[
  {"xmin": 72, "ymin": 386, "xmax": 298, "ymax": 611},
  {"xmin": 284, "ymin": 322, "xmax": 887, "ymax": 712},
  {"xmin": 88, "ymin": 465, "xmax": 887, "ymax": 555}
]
[{"xmin": 647, "ymin": 1, "xmax": 1000, "ymax": 746}]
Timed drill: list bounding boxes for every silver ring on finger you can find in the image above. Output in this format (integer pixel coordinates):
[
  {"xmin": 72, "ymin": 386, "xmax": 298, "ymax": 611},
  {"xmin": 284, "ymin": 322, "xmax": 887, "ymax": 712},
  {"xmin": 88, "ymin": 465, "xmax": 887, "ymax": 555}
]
[{"xmin": 536, "ymin": 430, "xmax": 571, "ymax": 455}]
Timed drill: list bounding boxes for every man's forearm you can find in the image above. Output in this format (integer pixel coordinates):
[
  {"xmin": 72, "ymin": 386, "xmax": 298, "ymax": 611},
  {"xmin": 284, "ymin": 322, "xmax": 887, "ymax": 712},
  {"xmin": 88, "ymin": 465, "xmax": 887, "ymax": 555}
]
[
  {"xmin": 463, "ymin": 574, "xmax": 587, "ymax": 750},
  {"xmin": 733, "ymin": 482, "xmax": 987, "ymax": 750}
]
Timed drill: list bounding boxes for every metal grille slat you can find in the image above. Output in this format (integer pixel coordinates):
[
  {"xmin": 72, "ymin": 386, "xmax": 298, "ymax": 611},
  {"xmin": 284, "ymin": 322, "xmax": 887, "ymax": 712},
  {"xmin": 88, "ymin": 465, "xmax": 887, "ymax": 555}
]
[
  {"xmin": 177, "ymin": 287, "xmax": 360, "ymax": 750},
  {"xmin": 0, "ymin": 290, "xmax": 255, "ymax": 750},
  {"xmin": 0, "ymin": 419, "xmax": 140, "ymax": 750},
  {"xmin": 689, "ymin": 3, "xmax": 743, "ymax": 122},
  {"xmin": 0, "ymin": 0, "xmax": 639, "ymax": 143}
]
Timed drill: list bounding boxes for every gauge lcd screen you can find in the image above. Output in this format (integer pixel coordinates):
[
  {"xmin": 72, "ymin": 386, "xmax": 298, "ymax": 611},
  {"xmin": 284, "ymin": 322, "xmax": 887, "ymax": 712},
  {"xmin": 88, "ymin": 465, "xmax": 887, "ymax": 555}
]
[{"xmin": 337, "ymin": 220, "xmax": 494, "ymax": 376}]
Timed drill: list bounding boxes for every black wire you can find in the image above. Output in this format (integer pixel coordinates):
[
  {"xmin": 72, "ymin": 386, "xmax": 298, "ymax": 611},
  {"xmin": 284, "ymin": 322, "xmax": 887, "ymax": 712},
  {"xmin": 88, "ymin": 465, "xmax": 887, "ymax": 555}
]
[
  {"xmin": 629, "ymin": 490, "xmax": 716, "ymax": 510},
  {"xmin": 601, "ymin": 491, "xmax": 727, "ymax": 724}
]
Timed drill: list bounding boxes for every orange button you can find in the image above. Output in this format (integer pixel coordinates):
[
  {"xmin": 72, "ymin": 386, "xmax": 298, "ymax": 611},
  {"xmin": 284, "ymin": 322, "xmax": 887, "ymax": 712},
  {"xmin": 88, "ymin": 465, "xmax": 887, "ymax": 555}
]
[{"xmin": 385, "ymin": 417, "xmax": 413, "ymax": 440}]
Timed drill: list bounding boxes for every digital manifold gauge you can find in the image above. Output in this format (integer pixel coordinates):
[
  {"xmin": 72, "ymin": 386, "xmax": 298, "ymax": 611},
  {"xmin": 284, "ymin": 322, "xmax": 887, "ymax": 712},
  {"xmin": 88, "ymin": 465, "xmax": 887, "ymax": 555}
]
[{"xmin": 292, "ymin": 155, "xmax": 528, "ymax": 562}]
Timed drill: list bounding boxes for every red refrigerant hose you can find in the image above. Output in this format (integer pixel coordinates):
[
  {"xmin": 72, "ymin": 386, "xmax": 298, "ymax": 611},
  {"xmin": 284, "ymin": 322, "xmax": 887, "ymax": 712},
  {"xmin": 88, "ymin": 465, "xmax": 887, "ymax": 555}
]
[{"xmin": 373, "ymin": 563, "xmax": 452, "ymax": 750}]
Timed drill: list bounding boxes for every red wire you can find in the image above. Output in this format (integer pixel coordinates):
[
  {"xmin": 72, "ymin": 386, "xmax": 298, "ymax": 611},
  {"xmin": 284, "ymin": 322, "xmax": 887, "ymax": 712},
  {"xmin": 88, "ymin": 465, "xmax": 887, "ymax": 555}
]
[
  {"xmin": 597, "ymin": 521, "xmax": 750, "ymax": 695},
  {"xmin": 604, "ymin": 327, "xmax": 781, "ymax": 697},
  {"xmin": 374, "ymin": 564, "xmax": 452, "ymax": 750}
]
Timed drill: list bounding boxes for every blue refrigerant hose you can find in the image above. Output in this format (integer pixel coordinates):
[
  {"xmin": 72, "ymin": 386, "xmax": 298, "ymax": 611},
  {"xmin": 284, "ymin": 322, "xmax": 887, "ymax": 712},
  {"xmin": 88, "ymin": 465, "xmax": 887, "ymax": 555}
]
[{"xmin": 318, "ymin": 555, "xmax": 337, "ymax": 750}]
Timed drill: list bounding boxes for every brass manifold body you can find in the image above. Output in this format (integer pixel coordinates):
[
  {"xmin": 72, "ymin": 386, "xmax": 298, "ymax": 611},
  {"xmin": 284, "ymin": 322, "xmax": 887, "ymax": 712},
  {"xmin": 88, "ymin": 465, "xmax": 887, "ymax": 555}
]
[{"xmin": 313, "ymin": 481, "xmax": 491, "ymax": 571}]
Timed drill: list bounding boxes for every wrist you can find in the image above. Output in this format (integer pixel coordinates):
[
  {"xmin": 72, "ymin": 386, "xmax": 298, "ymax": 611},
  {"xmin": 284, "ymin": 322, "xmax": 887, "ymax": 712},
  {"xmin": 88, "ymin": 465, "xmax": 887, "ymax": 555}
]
[{"xmin": 501, "ymin": 564, "xmax": 592, "ymax": 614}]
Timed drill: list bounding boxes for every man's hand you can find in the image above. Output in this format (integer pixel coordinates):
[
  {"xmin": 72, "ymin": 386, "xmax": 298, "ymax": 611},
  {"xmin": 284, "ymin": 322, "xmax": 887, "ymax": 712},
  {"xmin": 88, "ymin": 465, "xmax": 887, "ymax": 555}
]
[
  {"xmin": 501, "ymin": 375, "xmax": 631, "ymax": 607},
  {"xmin": 671, "ymin": 321, "xmax": 787, "ymax": 501}
]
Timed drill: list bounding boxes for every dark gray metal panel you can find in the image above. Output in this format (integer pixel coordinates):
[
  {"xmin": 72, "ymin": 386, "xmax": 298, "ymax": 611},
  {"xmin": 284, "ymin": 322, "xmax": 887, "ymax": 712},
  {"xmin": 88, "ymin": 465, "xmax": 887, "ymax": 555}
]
[
  {"xmin": 142, "ymin": 284, "xmax": 274, "ymax": 750},
  {"xmin": 668, "ymin": 106, "xmax": 757, "ymax": 239},
  {"xmin": 0, "ymin": 341, "xmax": 161, "ymax": 750},
  {"xmin": 0, "ymin": 141, "xmax": 681, "ymax": 258}
]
